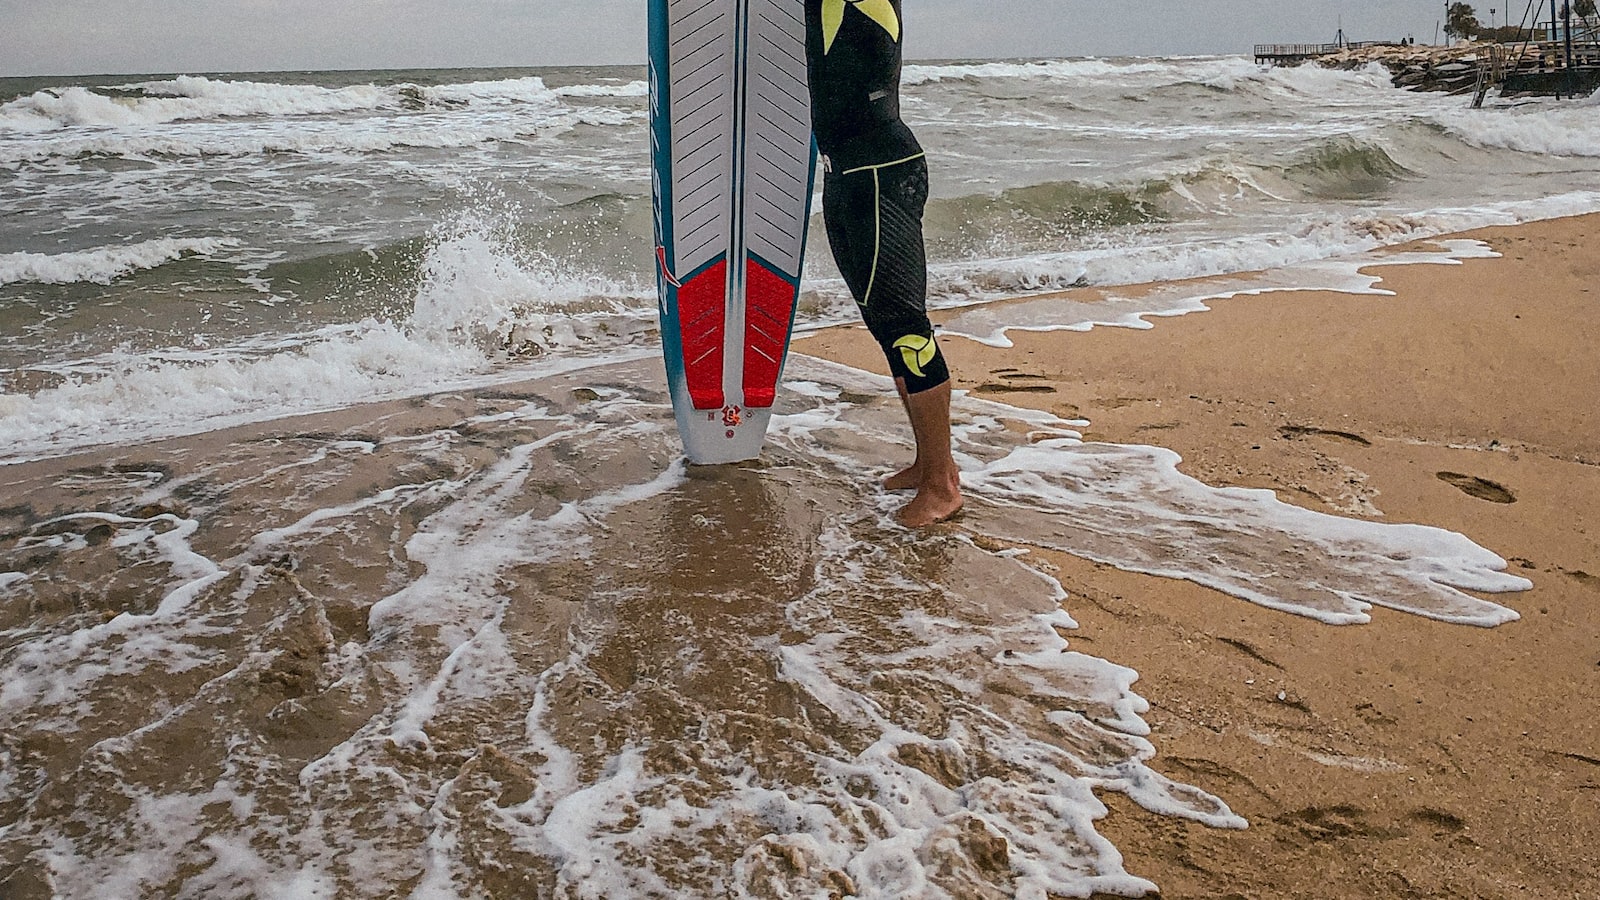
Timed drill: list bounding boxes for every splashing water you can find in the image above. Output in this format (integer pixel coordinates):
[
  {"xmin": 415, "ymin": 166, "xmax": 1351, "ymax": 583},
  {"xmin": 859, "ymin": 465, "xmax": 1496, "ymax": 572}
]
[{"xmin": 0, "ymin": 352, "xmax": 1526, "ymax": 897}]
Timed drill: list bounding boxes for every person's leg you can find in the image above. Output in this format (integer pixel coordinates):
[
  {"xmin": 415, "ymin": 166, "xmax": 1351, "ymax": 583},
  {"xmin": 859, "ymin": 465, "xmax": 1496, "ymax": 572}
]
[
  {"xmin": 883, "ymin": 377, "xmax": 920, "ymax": 491},
  {"xmin": 896, "ymin": 380, "xmax": 962, "ymax": 526},
  {"xmin": 823, "ymin": 168, "xmax": 923, "ymax": 492},
  {"xmin": 824, "ymin": 157, "xmax": 961, "ymax": 524},
  {"xmin": 863, "ymin": 158, "xmax": 961, "ymax": 523}
]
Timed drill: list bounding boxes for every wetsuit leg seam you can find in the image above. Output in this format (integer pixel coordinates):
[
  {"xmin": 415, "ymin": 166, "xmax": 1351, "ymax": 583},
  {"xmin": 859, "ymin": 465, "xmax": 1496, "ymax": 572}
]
[
  {"xmin": 839, "ymin": 151, "xmax": 926, "ymax": 177},
  {"xmin": 862, "ymin": 167, "xmax": 882, "ymax": 307}
]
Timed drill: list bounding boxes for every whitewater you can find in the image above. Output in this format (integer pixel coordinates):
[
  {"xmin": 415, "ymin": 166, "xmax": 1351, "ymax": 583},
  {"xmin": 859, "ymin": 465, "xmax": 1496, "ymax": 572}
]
[
  {"xmin": 4, "ymin": 58, "xmax": 1600, "ymax": 460},
  {"xmin": 0, "ymin": 55, "xmax": 1579, "ymax": 897}
]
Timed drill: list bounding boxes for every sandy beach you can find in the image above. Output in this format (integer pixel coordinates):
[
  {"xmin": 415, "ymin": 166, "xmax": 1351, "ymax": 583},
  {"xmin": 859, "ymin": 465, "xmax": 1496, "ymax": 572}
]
[
  {"xmin": 1, "ymin": 214, "xmax": 1595, "ymax": 897},
  {"xmin": 9, "ymin": 43, "xmax": 1600, "ymax": 896},
  {"xmin": 800, "ymin": 212, "xmax": 1600, "ymax": 897}
]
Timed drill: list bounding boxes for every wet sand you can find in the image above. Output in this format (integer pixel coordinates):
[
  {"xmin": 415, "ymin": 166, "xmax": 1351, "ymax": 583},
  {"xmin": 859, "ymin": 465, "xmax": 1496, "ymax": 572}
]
[
  {"xmin": 1, "ymin": 216, "xmax": 1593, "ymax": 898},
  {"xmin": 2, "ymin": 355, "xmax": 1265, "ymax": 897},
  {"xmin": 800, "ymin": 212, "xmax": 1600, "ymax": 897}
]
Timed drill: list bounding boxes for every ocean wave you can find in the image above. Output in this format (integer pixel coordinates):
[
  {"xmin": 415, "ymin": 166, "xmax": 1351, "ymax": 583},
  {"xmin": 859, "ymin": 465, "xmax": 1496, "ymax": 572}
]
[
  {"xmin": 1, "ymin": 79, "xmax": 393, "ymax": 131},
  {"xmin": 919, "ymin": 135, "xmax": 1417, "ymax": 259},
  {"xmin": 904, "ymin": 56, "xmax": 1261, "ymax": 87},
  {"xmin": 0, "ymin": 74, "xmax": 599, "ymax": 133},
  {"xmin": 1267, "ymin": 136, "xmax": 1418, "ymax": 199},
  {"xmin": 0, "ymin": 216, "xmax": 653, "ymax": 461},
  {"xmin": 1432, "ymin": 104, "xmax": 1600, "ymax": 158},
  {"xmin": 1207, "ymin": 61, "xmax": 1399, "ymax": 98},
  {"xmin": 554, "ymin": 81, "xmax": 649, "ymax": 98},
  {"xmin": 0, "ymin": 237, "xmax": 234, "ymax": 286},
  {"xmin": 924, "ymin": 179, "xmax": 1170, "ymax": 258},
  {"xmin": 420, "ymin": 75, "xmax": 566, "ymax": 107},
  {"xmin": 903, "ymin": 55, "xmax": 1398, "ymax": 99},
  {"xmin": 0, "ymin": 105, "xmax": 634, "ymax": 164},
  {"xmin": 408, "ymin": 214, "xmax": 652, "ymax": 340},
  {"xmin": 924, "ymin": 190, "xmax": 1600, "ymax": 301}
]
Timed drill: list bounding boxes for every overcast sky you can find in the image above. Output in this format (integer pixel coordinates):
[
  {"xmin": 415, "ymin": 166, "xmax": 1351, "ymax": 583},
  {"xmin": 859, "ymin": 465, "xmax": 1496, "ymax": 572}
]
[{"xmin": 1, "ymin": 1, "xmax": 1495, "ymax": 78}]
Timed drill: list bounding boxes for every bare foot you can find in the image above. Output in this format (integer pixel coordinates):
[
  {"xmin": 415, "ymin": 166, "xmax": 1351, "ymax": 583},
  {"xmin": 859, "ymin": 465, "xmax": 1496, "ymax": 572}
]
[
  {"xmin": 884, "ymin": 463, "xmax": 922, "ymax": 492},
  {"xmin": 895, "ymin": 477, "xmax": 963, "ymax": 527}
]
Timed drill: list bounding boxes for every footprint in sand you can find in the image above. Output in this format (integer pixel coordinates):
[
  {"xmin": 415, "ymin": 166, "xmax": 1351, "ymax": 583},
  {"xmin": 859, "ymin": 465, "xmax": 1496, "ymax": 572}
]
[
  {"xmin": 1409, "ymin": 808, "xmax": 1468, "ymax": 834},
  {"xmin": 1278, "ymin": 425, "xmax": 1372, "ymax": 446},
  {"xmin": 1436, "ymin": 472, "xmax": 1517, "ymax": 504},
  {"xmin": 1278, "ymin": 804, "xmax": 1374, "ymax": 840},
  {"xmin": 975, "ymin": 372, "xmax": 1055, "ymax": 395}
]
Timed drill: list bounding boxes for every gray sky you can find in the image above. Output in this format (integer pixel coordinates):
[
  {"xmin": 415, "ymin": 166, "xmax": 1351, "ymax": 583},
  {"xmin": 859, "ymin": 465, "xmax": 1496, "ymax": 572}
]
[{"xmin": 1, "ymin": 1, "xmax": 1486, "ymax": 78}]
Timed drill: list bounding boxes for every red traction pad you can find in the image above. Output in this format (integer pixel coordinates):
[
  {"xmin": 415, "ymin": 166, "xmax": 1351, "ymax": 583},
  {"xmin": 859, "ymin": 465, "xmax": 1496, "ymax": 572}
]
[
  {"xmin": 742, "ymin": 259, "xmax": 796, "ymax": 409},
  {"xmin": 676, "ymin": 260, "xmax": 727, "ymax": 410}
]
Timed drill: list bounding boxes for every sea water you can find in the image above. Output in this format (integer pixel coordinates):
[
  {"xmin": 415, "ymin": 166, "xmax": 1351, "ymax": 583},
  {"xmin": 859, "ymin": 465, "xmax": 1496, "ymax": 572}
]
[
  {"xmin": 3, "ymin": 58, "xmax": 1600, "ymax": 458},
  {"xmin": 0, "ymin": 57, "xmax": 1569, "ymax": 896}
]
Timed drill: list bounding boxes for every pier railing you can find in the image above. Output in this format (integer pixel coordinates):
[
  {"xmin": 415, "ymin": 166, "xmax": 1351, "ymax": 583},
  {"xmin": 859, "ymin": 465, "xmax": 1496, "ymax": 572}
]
[{"xmin": 1253, "ymin": 41, "xmax": 1397, "ymax": 64}]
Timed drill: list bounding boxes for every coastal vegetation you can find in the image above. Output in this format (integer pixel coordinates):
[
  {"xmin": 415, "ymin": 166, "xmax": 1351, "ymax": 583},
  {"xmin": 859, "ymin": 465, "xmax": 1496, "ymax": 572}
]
[
  {"xmin": 1447, "ymin": 0, "xmax": 1598, "ymax": 43},
  {"xmin": 1445, "ymin": 2, "xmax": 1482, "ymax": 41}
]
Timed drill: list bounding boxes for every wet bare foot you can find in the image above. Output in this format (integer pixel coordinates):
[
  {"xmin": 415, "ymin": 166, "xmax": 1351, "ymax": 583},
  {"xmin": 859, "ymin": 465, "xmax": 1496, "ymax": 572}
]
[
  {"xmin": 884, "ymin": 463, "xmax": 922, "ymax": 492},
  {"xmin": 896, "ymin": 477, "xmax": 963, "ymax": 527}
]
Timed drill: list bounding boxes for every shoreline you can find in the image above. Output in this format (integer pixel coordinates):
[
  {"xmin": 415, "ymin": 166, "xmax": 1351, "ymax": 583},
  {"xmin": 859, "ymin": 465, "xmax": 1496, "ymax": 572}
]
[
  {"xmin": 800, "ymin": 211, "xmax": 1600, "ymax": 897},
  {"xmin": 0, "ymin": 213, "xmax": 1594, "ymax": 897}
]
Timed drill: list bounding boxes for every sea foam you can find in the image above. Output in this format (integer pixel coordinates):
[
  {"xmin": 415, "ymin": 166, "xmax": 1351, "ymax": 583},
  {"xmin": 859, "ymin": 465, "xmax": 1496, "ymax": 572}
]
[
  {"xmin": 0, "ymin": 75, "xmax": 569, "ymax": 132},
  {"xmin": 0, "ymin": 237, "xmax": 233, "ymax": 287},
  {"xmin": 1434, "ymin": 103, "xmax": 1600, "ymax": 158},
  {"xmin": 920, "ymin": 190, "xmax": 1600, "ymax": 306},
  {"xmin": 0, "ymin": 347, "xmax": 1531, "ymax": 898},
  {"xmin": 0, "ymin": 217, "xmax": 653, "ymax": 463},
  {"xmin": 777, "ymin": 356, "xmax": 1527, "ymax": 627}
]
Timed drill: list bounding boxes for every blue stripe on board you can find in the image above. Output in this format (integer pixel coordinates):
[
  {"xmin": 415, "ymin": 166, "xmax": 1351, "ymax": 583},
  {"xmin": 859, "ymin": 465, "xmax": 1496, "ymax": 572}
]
[{"xmin": 649, "ymin": 0, "xmax": 686, "ymax": 387}]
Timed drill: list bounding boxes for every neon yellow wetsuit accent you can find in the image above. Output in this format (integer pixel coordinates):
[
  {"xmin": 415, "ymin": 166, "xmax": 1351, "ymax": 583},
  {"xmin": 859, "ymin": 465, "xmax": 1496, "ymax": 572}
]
[
  {"xmin": 808, "ymin": 0, "xmax": 949, "ymax": 394},
  {"xmin": 821, "ymin": 0, "xmax": 901, "ymax": 54}
]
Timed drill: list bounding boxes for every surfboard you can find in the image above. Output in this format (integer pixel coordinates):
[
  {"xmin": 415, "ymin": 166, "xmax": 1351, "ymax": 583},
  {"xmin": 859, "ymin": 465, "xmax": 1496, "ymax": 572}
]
[{"xmin": 648, "ymin": 0, "xmax": 818, "ymax": 465}]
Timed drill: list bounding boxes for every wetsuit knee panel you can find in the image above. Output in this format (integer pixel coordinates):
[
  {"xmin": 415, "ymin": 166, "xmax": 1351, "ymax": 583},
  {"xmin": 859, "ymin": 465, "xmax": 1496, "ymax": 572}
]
[{"xmin": 882, "ymin": 328, "xmax": 950, "ymax": 395}]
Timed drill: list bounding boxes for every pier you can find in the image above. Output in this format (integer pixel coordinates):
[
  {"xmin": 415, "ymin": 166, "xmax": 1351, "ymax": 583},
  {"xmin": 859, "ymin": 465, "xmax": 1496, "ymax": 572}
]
[
  {"xmin": 1492, "ymin": 39, "xmax": 1600, "ymax": 100},
  {"xmin": 1253, "ymin": 41, "xmax": 1396, "ymax": 66},
  {"xmin": 1254, "ymin": 36, "xmax": 1599, "ymax": 101}
]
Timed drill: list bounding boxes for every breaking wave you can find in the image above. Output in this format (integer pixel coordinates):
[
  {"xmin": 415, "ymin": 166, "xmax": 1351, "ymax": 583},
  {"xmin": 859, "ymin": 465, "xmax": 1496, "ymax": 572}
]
[
  {"xmin": 0, "ymin": 214, "xmax": 653, "ymax": 462},
  {"xmin": 0, "ymin": 75, "xmax": 591, "ymax": 132},
  {"xmin": 904, "ymin": 55, "xmax": 1398, "ymax": 99},
  {"xmin": 919, "ymin": 135, "xmax": 1419, "ymax": 262},
  {"xmin": 1433, "ymin": 102, "xmax": 1600, "ymax": 157},
  {"xmin": 0, "ymin": 237, "xmax": 235, "ymax": 287},
  {"xmin": 920, "ymin": 190, "xmax": 1600, "ymax": 300},
  {"xmin": 0, "ymin": 109, "xmax": 633, "ymax": 164}
]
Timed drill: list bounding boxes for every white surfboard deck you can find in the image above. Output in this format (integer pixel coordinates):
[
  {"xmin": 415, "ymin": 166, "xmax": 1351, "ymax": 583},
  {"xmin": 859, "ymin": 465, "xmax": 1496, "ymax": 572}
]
[{"xmin": 648, "ymin": 0, "xmax": 817, "ymax": 465}]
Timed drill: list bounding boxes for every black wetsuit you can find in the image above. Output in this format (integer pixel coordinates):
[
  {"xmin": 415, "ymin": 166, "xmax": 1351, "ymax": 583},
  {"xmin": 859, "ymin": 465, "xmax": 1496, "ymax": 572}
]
[{"xmin": 805, "ymin": 0, "xmax": 949, "ymax": 394}]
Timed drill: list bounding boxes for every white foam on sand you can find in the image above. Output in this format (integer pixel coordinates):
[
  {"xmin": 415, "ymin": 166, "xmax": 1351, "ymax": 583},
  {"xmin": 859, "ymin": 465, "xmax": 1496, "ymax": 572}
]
[
  {"xmin": 0, "ymin": 372, "xmax": 1238, "ymax": 898},
  {"xmin": 962, "ymin": 436, "xmax": 1525, "ymax": 626},
  {"xmin": 935, "ymin": 238, "xmax": 1500, "ymax": 348},
  {"xmin": 0, "ymin": 351, "xmax": 1532, "ymax": 897},
  {"xmin": 780, "ymin": 356, "xmax": 1528, "ymax": 628},
  {"xmin": 0, "ymin": 510, "xmax": 228, "ymax": 723}
]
